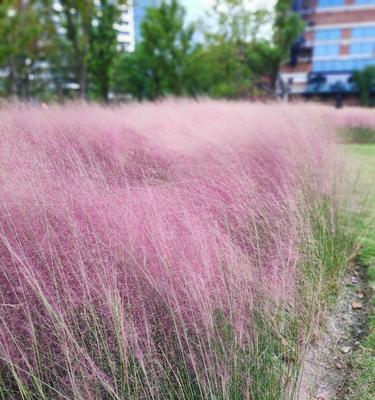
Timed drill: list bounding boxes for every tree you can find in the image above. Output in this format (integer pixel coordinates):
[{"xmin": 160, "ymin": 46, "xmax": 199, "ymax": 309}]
[
  {"xmin": 195, "ymin": 0, "xmax": 302, "ymax": 98},
  {"xmin": 353, "ymin": 66, "xmax": 375, "ymax": 107},
  {"xmin": 0, "ymin": 0, "xmax": 128, "ymax": 100},
  {"xmin": 195, "ymin": 0, "xmax": 266, "ymax": 98},
  {"xmin": 188, "ymin": 42, "xmax": 255, "ymax": 98},
  {"xmin": 52, "ymin": 1, "xmax": 127, "ymax": 100},
  {"xmin": 0, "ymin": 0, "xmax": 305, "ymax": 101},
  {"xmin": 54, "ymin": 1, "xmax": 127, "ymax": 99},
  {"xmin": 0, "ymin": 0, "xmax": 55, "ymax": 98},
  {"xmin": 56, "ymin": 1, "xmax": 96, "ymax": 97},
  {"xmin": 112, "ymin": 0, "xmax": 195, "ymax": 100},
  {"xmin": 205, "ymin": 0, "xmax": 265, "ymax": 43},
  {"xmin": 88, "ymin": 0, "xmax": 122, "ymax": 101},
  {"xmin": 112, "ymin": 46, "xmax": 150, "ymax": 100},
  {"xmin": 247, "ymin": 0, "xmax": 305, "ymax": 93}
]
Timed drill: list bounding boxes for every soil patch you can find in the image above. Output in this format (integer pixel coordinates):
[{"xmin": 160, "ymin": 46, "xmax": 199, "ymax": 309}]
[{"xmin": 298, "ymin": 259, "xmax": 372, "ymax": 400}]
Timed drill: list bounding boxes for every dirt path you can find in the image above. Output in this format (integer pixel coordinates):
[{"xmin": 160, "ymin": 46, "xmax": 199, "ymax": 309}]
[{"xmin": 298, "ymin": 259, "xmax": 372, "ymax": 400}]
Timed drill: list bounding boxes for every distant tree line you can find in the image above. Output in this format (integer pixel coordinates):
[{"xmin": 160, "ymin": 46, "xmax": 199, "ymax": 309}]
[{"xmin": 0, "ymin": 0, "xmax": 304, "ymax": 101}]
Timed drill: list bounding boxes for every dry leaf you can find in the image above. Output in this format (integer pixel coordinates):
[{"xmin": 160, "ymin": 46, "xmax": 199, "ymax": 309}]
[{"xmin": 352, "ymin": 301, "xmax": 363, "ymax": 310}]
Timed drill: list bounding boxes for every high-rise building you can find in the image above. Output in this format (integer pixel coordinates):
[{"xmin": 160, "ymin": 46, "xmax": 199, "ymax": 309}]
[
  {"xmin": 116, "ymin": 0, "xmax": 160, "ymax": 52},
  {"xmin": 116, "ymin": 1, "xmax": 136, "ymax": 52},
  {"xmin": 280, "ymin": 0, "xmax": 375, "ymax": 96}
]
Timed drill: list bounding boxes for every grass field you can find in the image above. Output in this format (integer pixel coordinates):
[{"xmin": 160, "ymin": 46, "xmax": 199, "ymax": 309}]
[
  {"xmin": 347, "ymin": 143, "xmax": 375, "ymax": 400},
  {"xmin": 0, "ymin": 102, "xmax": 374, "ymax": 399},
  {"xmin": 348, "ymin": 144, "xmax": 375, "ymax": 266}
]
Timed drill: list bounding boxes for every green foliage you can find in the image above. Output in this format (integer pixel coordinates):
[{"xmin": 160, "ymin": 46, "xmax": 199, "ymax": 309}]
[
  {"xmin": 311, "ymin": 200, "xmax": 356, "ymax": 306},
  {"xmin": 188, "ymin": 42, "xmax": 256, "ymax": 98},
  {"xmin": 342, "ymin": 127, "xmax": 375, "ymax": 144},
  {"xmin": 206, "ymin": 0, "xmax": 267, "ymax": 43},
  {"xmin": 208, "ymin": 307, "xmax": 301, "ymax": 400},
  {"xmin": 112, "ymin": 47, "xmax": 149, "ymax": 100},
  {"xmin": 188, "ymin": 0, "xmax": 304, "ymax": 98},
  {"xmin": 112, "ymin": 0, "xmax": 195, "ymax": 100},
  {"xmin": 353, "ymin": 66, "xmax": 375, "ymax": 107},
  {"xmin": 345, "ymin": 143, "xmax": 375, "ymax": 400},
  {"xmin": 0, "ymin": 0, "xmax": 126, "ymax": 100},
  {"xmin": 89, "ymin": 0, "xmax": 122, "ymax": 101},
  {"xmin": 274, "ymin": 0, "xmax": 305, "ymax": 55},
  {"xmin": 57, "ymin": 0, "xmax": 126, "ymax": 100},
  {"xmin": 114, "ymin": 0, "xmax": 304, "ymax": 100},
  {"xmin": 58, "ymin": 0, "xmax": 96, "ymax": 97},
  {"xmin": 0, "ymin": 0, "xmax": 305, "ymax": 100},
  {"xmin": 197, "ymin": 1, "xmax": 267, "ymax": 97},
  {"xmin": 248, "ymin": 0, "xmax": 305, "ymax": 91},
  {"xmin": 0, "ymin": 0, "xmax": 55, "ymax": 97}
]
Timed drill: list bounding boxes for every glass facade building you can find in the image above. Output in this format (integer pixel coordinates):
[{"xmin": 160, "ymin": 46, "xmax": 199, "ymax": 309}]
[
  {"xmin": 117, "ymin": 0, "xmax": 160, "ymax": 52},
  {"xmin": 282, "ymin": 0, "xmax": 375, "ymax": 95}
]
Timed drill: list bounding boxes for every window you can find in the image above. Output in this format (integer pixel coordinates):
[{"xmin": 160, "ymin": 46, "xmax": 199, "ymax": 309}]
[
  {"xmin": 355, "ymin": 0, "xmax": 375, "ymax": 5},
  {"xmin": 333, "ymin": 60, "xmax": 343, "ymax": 70},
  {"xmin": 315, "ymin": 62, "xmax": 326, "ymax": 71},
  {"xmin": 353, "ymin": 59, "xmax": 365, "ymax": 69},
  {"xmin": 350, "ymin": 42, "xmax": 375, "ymax": 54},
  {"xmin": 315, "ymin": 28, "xmax": 341, "ymax": 41},
  {"xmin": 348, "ymin": 60, "xmax": 357, "ymax": 70},
  {"xmin": 318, "ymin": 0, "xmax": 344, "ymax": 7},
  {"xmin": 314, "ymin": 44, "xmax": 340, "ymax": 56},
  {"xmin": 352, "ymin": 26, "xmax": 375, "ymax": 38},
  {"xmin": 313, "ymin": 58, "xmax": 375, "ymax": 72}
]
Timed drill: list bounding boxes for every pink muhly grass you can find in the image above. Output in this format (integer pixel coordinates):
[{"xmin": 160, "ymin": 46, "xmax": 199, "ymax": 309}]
[{"xmin": 0, "ymin": 101, "xmax": 372, "ymax": 399}]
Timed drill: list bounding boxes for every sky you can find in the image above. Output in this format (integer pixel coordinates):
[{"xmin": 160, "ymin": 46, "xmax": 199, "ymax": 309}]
[{"xmin": 181, "ymin": 0, "xmax": 277, "ymax": 20}]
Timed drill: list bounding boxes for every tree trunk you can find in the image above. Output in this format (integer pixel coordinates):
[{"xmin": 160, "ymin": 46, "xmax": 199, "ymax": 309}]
[{"xmin": 77, "ymin": 58, "xmax": 87, "ymax": 98}]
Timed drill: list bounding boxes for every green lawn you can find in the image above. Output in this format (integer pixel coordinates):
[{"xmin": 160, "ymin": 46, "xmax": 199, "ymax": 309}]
[{"xmin": 347, "ymin": 144, "xmax": 375, "ymax": 400}]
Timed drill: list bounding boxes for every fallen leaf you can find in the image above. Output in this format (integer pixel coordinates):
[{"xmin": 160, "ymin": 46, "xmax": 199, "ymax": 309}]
[
  {"xmin": 335, "ymin": 362, "xmax": 343, "ymax": 369},
  {"xmin": 341, "ymin": 346, "xmax": 351, "ymax": 354},
  {"xmin": 352, "ymin": 301, "xmax": 363, "ymax": 310},
  {"xmin": 356, "ymin": 290, "xmax": 365, "ymax": 299},
  {"xmin": 351, "ymin": 276, "xmax": 358, "ymax": 284}
]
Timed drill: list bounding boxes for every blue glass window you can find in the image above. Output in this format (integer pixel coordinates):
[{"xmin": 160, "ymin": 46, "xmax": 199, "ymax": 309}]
[
  {"xmin": 350, "ymin": 42, "xmax": 375, "ymax": 54},
  {"xmin": 318, "ymin": 0, "xmax": 344, "ymax": 7},
  {"xmin": 313, "ymin": 58, "xmax": 375, "ymax": 72},
  {"xmin": 345, "ymin": 59, "xmax": 355, "ymax": 70},
  {"xmin": 313, "ymin": 62, "xmax": 324, "ymax": 72},
  {"xmin": 315, "ymin": 28, "xmax": 341, "ymax": 41},
  {"xmin": 354, "ymin": 59, "xmax": 364, "ymax": 69},
  {"xmin": 355, "ymin": 0, "xmax": 375, "ymax": 5},
  {"xmin": 314, "ymin": 44, "xmax": 340, "ymax": 56},
  {"xmin": 313, "ymin": 61, "xmax": 334, "ymax": 72},
  {"xmin": 352, "ymin": 26, "xmax": 375, "ymax": 38}
]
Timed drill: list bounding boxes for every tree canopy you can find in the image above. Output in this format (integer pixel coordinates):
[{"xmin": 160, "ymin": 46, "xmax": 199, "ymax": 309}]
[
  {"xmin": 353, "ymin": 66, "xmax": 375, "ymax": 107},
  {"xmin": 0, "ymin": 0, "xmax": 306, "ymax": 101}
]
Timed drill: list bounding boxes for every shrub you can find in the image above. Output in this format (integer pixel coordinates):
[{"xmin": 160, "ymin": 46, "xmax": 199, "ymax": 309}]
[{"xmin": 353, "ymin": 66, "xmax": 375, "ymax": 107}]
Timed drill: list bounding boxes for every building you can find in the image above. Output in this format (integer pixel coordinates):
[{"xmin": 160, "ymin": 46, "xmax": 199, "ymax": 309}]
[
  {"xmin": 280, "ymin": 0, "xmax": 375, "ymax": 98},
  {"xmin": 116, "ymin": 1, "xmax": 136, "ymax": 52},
  {"xmin": 117, "ymin": 0, "xmax": 160, "ymax": 52}
]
